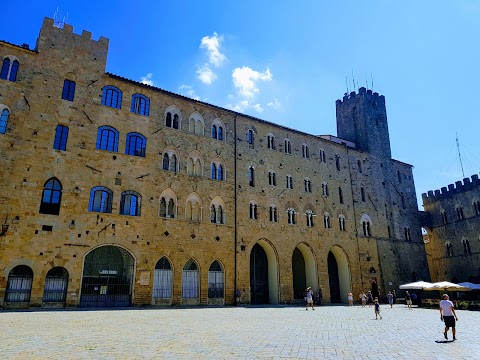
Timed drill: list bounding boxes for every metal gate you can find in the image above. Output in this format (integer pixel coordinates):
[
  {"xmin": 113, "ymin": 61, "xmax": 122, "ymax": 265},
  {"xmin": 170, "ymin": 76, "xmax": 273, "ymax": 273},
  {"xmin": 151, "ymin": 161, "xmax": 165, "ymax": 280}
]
[
  {"xmin": 80, "ymin": 246, "xmax": 135, "ymax": 307},
  {"xmin": 250, "ymin": 244, "xmax": 269, "ymax": 304},
  {"xmin": 43, "ymin": 267, "xmax": 68, "ymax": 303}
]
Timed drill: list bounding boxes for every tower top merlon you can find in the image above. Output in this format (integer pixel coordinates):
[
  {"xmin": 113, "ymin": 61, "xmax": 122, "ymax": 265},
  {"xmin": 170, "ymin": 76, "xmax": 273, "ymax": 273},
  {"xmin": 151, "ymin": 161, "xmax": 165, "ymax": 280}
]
[{"xmin": 335, "ymin": 87, "xmax": 385, "ymax": 106}]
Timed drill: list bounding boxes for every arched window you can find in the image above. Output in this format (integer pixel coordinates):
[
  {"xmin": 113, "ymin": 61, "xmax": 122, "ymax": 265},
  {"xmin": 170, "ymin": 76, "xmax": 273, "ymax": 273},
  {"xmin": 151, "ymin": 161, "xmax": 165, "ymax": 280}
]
[
  {"xmin": 269, "ymin": 205, "xmax": 278, "ymax": 222},
  {"xmin": 120, "ymin": 190, "xmax": 141, "ymax": 216},
  {"xmin": 173, "ymin": 114, "xmax": 179, "ymax": 129},
  {"xmin": 96, "ymin": 126, "xmax": 119, "ymax": 152},
  {"xmin": 249, "ymin": 167, "xmax": 255, "ymax": 187},
  {"xmin": 462, "ymin": 239, "xmax": 471, "ymax": 254},
  {"xmin": 445, "ymin": 242, "xmax": 454, "ymax": 257},
  {"xmin": 125, "ymin": 132, "xmax": 146, "ymax": 157},
  {"xmin": 267, "ymin": 134, "xmax": 275, "ymax": 149},
  {"xmin": 339, "ymin": 215, "xmax": 346, "ymax": 231},
  {"xmin": 185, "ymin": 193, "xmax": 202, "ymax": 221},
  {"xmin": 210, "ymin": 204, "xmax": 216, "ymax": 223},
  {"xmin": 88, "ymin": 186, "xmax": 113, "ymax": 213},
  {"xmin": 247, "ymin": 129, "xmax": 254, "ymax": 146},
  {"xmin": 217, "ymin": 164, "xmax": 224, "ymax": 180},
  {"xmin": 304, "ymin": 178, "xmax": 312, "ymax": 193},
  {"xmin": 398, "ymin": 170, "xmax": 402, "ymax": 183},
  {"xmin": 322, "ymin": 182, "xmax": 329, "ymax": 197},
  {"xmin": 131, "ymin": 94, "xmax": 149, "ymax": 116},
  {"xmin": 40, "ymin": 178, "xmax": 62, "ymax": 215},
  {"xmin": 268, "ymin": 171, "xmax": 276, "ymax": 186},
  {"xmin": 284, "ymin": 139, "xmax": 292, "ymax": 154},
  {"xmin": 319, "ymin": 149, "xmax": 326, "ymax": 163},
  {"xmin": 358, "ymin": 160, "xmax": 363, "ymax": 174},
  {"xmin": 473, "ymin": 200, "xmax": 480, "ymax": 216},
  {"xmin": 211, "ymin": 163, "xmax": 217, "ymax": 179},
  {"xmin": 212, "ymin": 125, "xmax": 218, "ymax": 139},
  {"xmin": 218, "ymin": 126, "xmax": 223, "ymax": 140},
  {"xmin": 166, "ymin": 112, "xmax": 172, "ymax": 127},
  {"xmin": 162, "ymin": 152, "xmax": 177, "ymax": 172},
  {"xmin": 1, "ymin": 57, "xmax": 20, "ymax": 82},
  {"xmin": 339, "ymin": 187, "xmax": 344, "ymax": 204},
  {"xmin": 302, "ymin": 144, "xmax": 309, "ymax": 158},
  {"xmin": 456, "ymin": 206, "xmax": 464, "ymax": 220},
  {"xmin": 208, "ymin": 261, "xmax": 224, "ymax": 299},
  {"xmin": 5, "ymin": 265, "xmax": 33, "ymax": 302},
  {"xmin": 441, "ymin": 211, "xmax": 448, "ymax": 225},
  {"xmin": 210, "ymin": 197, "xmax": 225, "ymax": 224},
  {"xmin": 404, "ymin": 226, "xmax": 411, "ymax": 241},
  {"xmin": 101, "ymin": 86, "xmax": 122, "ymax": 109},
  {"xmin": 43, "ymin": 267, "xmax": 68, "ymax": 303},
  {"xmin": 182, "ymin": 259, "xmax": 199, "ymax": 299},
  {"xmin": 305, "ymin": 210, "xmax": 314, "ymax": 227},
  {"xmin": 159, "ymin": 191, "xmax": 176, "ymax": 219},
  {"xmin": 153, "ymin": 257, "xmax": 173, "ymax": 299},
  {"xmin": 0, "ymin": 108, "xmax": 9, "ymax": 134},
  {"xmin": 335, "ymin": 154, "xmax": 341, "ymax": 171},
  {"xmin": 287, "ymin": 208, "xmax": 296, "ymax": 224},
  {"xmin": 188, "ymin": 113, "xmax": 204, "ymax": 135},
  {"xmin": 362, "ymin": 220, "xmax": 371, "ymax": 236},
  {"xmin": 324, "ymin": 213, "xmax": 331, "ymax": 229},
  {"xmin": 62, "ymin": 79, "xmax": 76, "ymax": 101},
  {"xmin": 401, "ymin": 194, "xmax": 406, "ymax": 209},
  {"xmin": 361, "ymin": 187, "xmax": 365, "ymax": 202},
  {"xmin": 249, "ymin": 202, "xmax": 258, "ymax": 219},
  {"xmin": 286, "ymin": 175, "xmax": 293, "ymax": 189}
]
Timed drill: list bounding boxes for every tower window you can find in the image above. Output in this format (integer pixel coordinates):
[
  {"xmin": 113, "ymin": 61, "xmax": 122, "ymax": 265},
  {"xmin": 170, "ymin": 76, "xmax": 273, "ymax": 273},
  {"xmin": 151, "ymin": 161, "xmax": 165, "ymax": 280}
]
[
  {"xmin": 61, "ymin": 80, "xmax": 76, "ymax": 101},
  {"xmin": 53, "ymin": 125, "xmax": 69, "ymax": 151},
  {"xmin": 0, "ymin": 57, "xmax": 19, "ymax": 82}
]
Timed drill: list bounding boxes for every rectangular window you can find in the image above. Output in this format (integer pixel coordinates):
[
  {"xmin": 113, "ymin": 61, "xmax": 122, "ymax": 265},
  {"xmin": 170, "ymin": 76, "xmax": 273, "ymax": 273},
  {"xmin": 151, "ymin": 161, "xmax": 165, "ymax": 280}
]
[
  {"xmin": 62, "ymin": 80, "xmax": 76, "ymax": 101},
  {"xmin": 53, "ymin": 125, "xmax": 69, "ymax": 151}
]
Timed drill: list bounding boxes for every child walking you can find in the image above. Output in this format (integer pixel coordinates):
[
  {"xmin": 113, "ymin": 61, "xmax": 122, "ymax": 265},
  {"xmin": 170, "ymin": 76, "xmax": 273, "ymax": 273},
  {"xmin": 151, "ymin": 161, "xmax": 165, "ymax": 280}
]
[{"xmin": 374, "ymin": 298, "xmax": 382, "ymax": 320}]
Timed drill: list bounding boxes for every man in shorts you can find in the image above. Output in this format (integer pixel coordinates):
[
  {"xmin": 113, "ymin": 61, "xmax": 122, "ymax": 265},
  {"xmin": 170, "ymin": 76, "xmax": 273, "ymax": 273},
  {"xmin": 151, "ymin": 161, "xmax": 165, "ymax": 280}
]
[
  {"xmin": 405, "ymin": 291, "xmax": 412, "ymax": 309},
  {"xmin": 439, "ymin": 294, "xmax": 458, "ymax": 340}
]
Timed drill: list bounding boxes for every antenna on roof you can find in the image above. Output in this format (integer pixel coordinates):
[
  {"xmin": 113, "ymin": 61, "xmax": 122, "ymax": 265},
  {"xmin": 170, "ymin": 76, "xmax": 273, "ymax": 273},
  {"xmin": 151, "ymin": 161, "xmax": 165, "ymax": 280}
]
[
  {"xmin": 53, "ymin": 7, "xmax": 66, "ymax": 29},
  {"xmin": 345, "ymin": 76, "xmax": 349, "ymax": 94},
  {"xmin": 365, "ymin": 73, "xmax": 368, "ymax": 90},
  {"xmin": 351, "ymin": 69, "xmax": 356, "ymax": 92},
  {"xmin": 456, "ymin": 133, "xmax": 465, "ymax": 178},
  {"xmin": 370, "ymin": 73, "xmax": 374, "ymax": 91}
]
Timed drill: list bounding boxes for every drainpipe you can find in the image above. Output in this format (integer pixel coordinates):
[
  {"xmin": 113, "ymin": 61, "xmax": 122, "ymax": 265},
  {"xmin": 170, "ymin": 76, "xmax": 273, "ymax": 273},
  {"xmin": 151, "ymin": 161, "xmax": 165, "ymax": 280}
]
[{"xmin": 233, "ymin": 113, "xmax": 238, "ymax": 302}]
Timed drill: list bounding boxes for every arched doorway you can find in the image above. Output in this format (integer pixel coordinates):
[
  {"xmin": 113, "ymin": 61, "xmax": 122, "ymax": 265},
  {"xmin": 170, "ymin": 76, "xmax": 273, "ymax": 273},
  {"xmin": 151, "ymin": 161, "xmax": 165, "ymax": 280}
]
[
  {"xmin": 80, "ymin": 246, "xmax": 135, "ymax": 307},
  {"xmin": 292, "ymin": 244, "xmax": 318, "ymax": 301},
  {"xmin": 328, "ymin": 246, "xmax": 351, "ymax": 303},
  {"xmin": 292, "ymin": 248, "xmax": 306, "ymax": 300},
  {"xmin": 250, "ymin": 240, "xmax": 279, "ymax": 304},
  {"xmin": 5, "ymin": 265, "xmax": 33, "ymax": 304},
  {"xmin": 250, "ymin": 244, "xmax": 269, "ymax": 304},
  {"xmin": 43, "ymin": 267, "xmax": 68, "ymax": 304}
]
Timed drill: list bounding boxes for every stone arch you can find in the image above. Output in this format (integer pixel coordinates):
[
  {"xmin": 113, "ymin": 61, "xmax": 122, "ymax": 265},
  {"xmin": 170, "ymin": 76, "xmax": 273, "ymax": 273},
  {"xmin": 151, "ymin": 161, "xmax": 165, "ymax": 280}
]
[
  {"xmin": 165, "ymin": 104, "xmax": 182, "ymax": 129},
  {"xmin": 249, "ymin": 238, "xmax": 279, "ymax": 304},
  {"xmin": 185, "ymin": 192, "xmax": 202, "ymax": 221},
  {"xmin": 79, "ymin": 244, "xmax": 136, "ymax": 307},
  {"xmin": 188, "ymin": 111, "xmax": 205, "ymax": 135},
  {"xmin": 328, "ymin": 245, "xmax": 352, "ymax": 303},
  {"xmin": 187, "ymin": 150, "xmax": 204, "ymax": 176},
  {"xmin": 292, "ymin": 242, "xmax": 318, "ymax": 300}
]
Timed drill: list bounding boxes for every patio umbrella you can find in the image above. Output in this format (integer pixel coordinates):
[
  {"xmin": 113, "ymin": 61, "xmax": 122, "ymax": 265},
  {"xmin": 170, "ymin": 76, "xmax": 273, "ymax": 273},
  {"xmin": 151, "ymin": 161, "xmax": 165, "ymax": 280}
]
[
  {"xmin": 399, "ymin": 281, "xmax": 434, "ymax": 290},
  {"xmin": 457, "ymin": 282, "xmax": 480, "ymax": 290},
  {"xmin": 429, "ymin": 281, "xmax": 471, "ymax": 292}
]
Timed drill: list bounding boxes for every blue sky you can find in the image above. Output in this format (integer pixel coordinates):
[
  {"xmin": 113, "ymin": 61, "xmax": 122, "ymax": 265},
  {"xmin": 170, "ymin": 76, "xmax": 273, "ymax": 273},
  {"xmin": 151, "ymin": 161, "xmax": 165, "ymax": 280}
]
[{"xmin": 2, "ymin": 1, "xmax": 479, "ymax": 209}]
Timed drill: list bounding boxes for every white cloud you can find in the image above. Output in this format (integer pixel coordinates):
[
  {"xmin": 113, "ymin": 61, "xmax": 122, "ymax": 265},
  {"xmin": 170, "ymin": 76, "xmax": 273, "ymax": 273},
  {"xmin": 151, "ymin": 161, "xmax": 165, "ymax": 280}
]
[
  {"xmin": 253, "ymin": 104, "xmax": 263, "ymax": 113},
  {"xmin": 267, "ymin": 99, "xmax": 281, "ymax": 110},
  {"xmin": 140, "ymin": 73, "xmax": 154, "ymax": 86},
  {"xmin": 232, "ymin": 66, "xmax": 272, "ymax": 99},
  {"xmin": 197, "ymin": 65, "xmax": 217, "ymax": 85},
  {"xmin": 179, "ymin": 85, "xmax": 200, "ymax": 101},
  {"xmin": 200, "ymin": 32, "xmax": 226, "ymax": 67}
]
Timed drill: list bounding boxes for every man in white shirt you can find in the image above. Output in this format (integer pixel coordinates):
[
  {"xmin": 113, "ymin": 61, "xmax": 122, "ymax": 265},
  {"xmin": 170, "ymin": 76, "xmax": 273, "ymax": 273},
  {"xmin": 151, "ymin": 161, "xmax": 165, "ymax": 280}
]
[{"xmin": 439, "ymin": 294, "xmax": 458, "ymax": 340}]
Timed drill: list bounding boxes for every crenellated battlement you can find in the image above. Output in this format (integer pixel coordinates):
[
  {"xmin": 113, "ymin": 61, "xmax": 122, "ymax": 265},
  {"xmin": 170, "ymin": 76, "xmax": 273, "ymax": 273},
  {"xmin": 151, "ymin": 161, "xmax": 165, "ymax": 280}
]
[
  {"xmin": 335, "ymin": 87, "xmax": 385, "ymax": 106},
  {"xmin": 36, "ymin": 17, "xmax": 109, "ymax": 49},
  {"xmin": 422, "ymin": 173, "xmax": 480, "ymax": 204},
  {"xmin": 34, "ymin": 17, "xmax": 109, "ymax": 74}
]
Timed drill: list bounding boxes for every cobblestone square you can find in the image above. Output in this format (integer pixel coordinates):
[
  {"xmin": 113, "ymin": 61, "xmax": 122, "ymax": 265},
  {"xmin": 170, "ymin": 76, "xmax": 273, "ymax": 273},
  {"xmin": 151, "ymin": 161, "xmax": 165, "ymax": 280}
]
[{"xmin": 0, "ymin": 304, "xmax": 478, "ymax": 359}]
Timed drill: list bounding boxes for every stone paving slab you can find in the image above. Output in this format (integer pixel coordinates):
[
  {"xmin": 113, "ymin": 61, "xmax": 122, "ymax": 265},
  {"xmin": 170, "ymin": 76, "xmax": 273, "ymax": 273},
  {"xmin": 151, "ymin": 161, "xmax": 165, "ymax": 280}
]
[{"xmin": 0, "ymin": 305, "xmax": 478, "ymax": 359}]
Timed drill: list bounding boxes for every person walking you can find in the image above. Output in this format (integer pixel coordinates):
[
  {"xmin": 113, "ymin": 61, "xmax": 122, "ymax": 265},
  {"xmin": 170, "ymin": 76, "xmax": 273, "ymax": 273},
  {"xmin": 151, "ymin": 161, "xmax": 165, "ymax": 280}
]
[
  {"xmin": 405, "ymin": 291, "xmax": 412, "ymax": 309},
  {"xmin": 387, "ymin": 291, "xmax": 394, "ymax": 308},
  {"xmin": 305, "ymin": 287, "xmax": 314, "ymax": 310},
  {"xmin": 347, "ymin": 291, "xmax": 354, "ymax": 306},
  {"xmin": 374, "ymin": 298, "xmax": 382, "ymax": 320},
  {"xmin": 359, "ymin": 292, "xmax": 367, "ymax": 307},
  {"xmin": 392, "ymin": 290, "xmax": 396, "ymax": 304},
  {"xmin": 316, "ymin": 288, "xmax": 323, "ymax": 306},
  {"xmin": 440, "ymin": 294, "xmax": 458, "ymax": 340}
]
